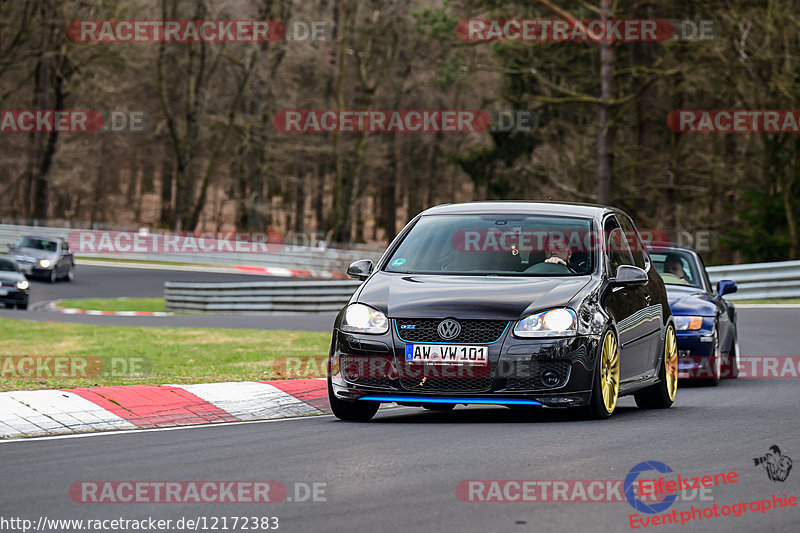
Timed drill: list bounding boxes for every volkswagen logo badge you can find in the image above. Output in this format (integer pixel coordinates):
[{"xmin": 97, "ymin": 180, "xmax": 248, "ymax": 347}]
[{"xmin": 437, "ymin": 319, "xmax": 461, "ymax": 340}]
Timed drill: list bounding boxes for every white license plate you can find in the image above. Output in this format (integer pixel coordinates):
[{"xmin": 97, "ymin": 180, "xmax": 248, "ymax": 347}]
[
  {"xmin": 0, "ymin": 289, "xmax": 7, "ymax": 296},
  {"xmin": 405, "ymin": 344, "xmax": 488, "ymax": 365}
]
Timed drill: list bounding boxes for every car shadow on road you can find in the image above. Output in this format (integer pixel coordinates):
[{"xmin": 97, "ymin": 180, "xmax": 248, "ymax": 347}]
[{"xmin": 364, "ymin": 404, "xmax": 644, "ymax": 424}]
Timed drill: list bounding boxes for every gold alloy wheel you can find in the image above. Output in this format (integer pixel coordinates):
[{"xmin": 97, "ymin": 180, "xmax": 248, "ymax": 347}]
[
  {"xmin": 600, "ymin": 331, "xmax": 620, "ymax": 413},
  {"xmin": 665, "ymin": 325, "xmax": 678, "ymax": 401}
]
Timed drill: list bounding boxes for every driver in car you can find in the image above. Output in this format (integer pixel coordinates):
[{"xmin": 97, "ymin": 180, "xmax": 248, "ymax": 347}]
[
  {"xmin": 525, "ymin": 236, "xmax": 574, "ymax": 274},
  {"xmin": 663, "ymin": 255, "xmax": 689, "ymax": 285}
]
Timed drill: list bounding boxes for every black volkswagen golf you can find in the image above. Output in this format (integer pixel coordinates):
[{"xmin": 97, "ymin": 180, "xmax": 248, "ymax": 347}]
[{"xmin": 328, "ymin": 202, "xmax": 677, "ymax": 421}]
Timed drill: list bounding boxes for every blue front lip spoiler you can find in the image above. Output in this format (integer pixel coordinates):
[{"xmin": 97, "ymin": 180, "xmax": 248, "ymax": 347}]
[{"xmin": 357, "ymin": 395, "xmax": 541, "ymax": 406}]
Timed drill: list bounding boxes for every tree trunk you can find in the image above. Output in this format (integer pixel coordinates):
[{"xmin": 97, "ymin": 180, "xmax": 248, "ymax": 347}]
[{"xmin": 596, "ymin": 0, "xmax": 614, "ymax": 205}]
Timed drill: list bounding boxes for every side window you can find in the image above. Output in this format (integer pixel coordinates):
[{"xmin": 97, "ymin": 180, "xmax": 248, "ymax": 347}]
[
  {"xmin": 697, "ymin": 253, "xmax": 713, "ymax": 293},
  {"xmin": 617, "ymin": 215, "xmax": 646, "ymax": 269},
  {"xmin": 604, "ymin": 216, "xmax": 635, "ymax": 277}
]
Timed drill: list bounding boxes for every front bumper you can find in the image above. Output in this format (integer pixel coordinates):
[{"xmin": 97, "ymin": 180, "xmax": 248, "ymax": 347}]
[
  {"xmin": 675, "ymin": 319, "xmax": 718, "ymax": 380},
  {"xmin": 0, "ymin": 288, "xmax": 29, "ymax": 306},
  {"xmin": 329, "ymin": 320, "xmax": 599, "ymax": 408}
]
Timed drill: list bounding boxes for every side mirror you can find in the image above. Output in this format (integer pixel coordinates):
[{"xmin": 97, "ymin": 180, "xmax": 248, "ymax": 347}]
[
  {"xmin": 7, "ymin": 244, "xmax": 15, "ymax": 252},
  {"xmin": 612, "ymin": 265, "xmax": 649, "ymax": 287},
  {"xmin": 346, "ymin": 259, "xmax": 374, "ymax": 281},
  {"xmin": 716, "ymin": 279, "xmax": 737, "ymax": 298}
]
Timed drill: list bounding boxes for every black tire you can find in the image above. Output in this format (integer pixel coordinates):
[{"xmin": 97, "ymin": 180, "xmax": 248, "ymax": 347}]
[
  {"xmin": 582, "ymin": 327, "xmax": 620, "ymax": 420},
  {"xmin": 697, "ymin": 327, "xmax": 721, "ymax": 386},
  {"xmin": 3, "ymin": 303, "xmax": 13, "ymax": 309},
  {"xmin": 66, "ymin": 265, "xmax": 75, "ymax": 282},
  {"xmin": 423, "ymin": 404, "xmax": 456, "ymax": 411},
  {"xmin": 49, "ymin": 269, "xmax": 57, "ymax": 283},
  {"xmin": 16, "ymin": 303, "xmax": 28, "ymax": 310},
  {"xmin": 635, "ymin": 324, "xmax": 678, "ymax": 409},
  {"xmin": 328, "ymin": 378, "xmax": 379, "ymax": 421},
  {"xmin": 721, "ymin": 331, "xmax": 739, "ymax": 379}
]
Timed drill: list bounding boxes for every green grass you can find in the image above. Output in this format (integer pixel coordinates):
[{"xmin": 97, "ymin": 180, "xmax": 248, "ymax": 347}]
[
  {"xmin": 0, "ymin": 318, "xmax": 330, "ymax": 391},
  {"xmin": 734, "ymin": 299, "xmax": 800, "ymax": 304},
  {"xmin": 58, "ymin": 297, "xmax": 167, "ymax": 313}
]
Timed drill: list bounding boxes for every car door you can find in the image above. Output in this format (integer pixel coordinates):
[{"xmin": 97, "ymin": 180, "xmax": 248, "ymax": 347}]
[
  {"xmin": 698, "ymin": 252, "xmax": 734, "ymax": 352},
  {"xmin": 601, "ymin": 215, "xmax": 649, "ymax": 381},
  {"xmin": 61, "ymin": 240, "xmax": 74, "ymax": 275}
]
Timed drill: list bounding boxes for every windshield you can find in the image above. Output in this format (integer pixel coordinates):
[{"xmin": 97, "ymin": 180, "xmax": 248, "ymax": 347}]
[
  {"xmin": 385, "ymin": 214, "xmax": 595, "ymax": 276},
  {"xmin": 651, "ymin": 250, "xmax": 703, "ymax": 288},
  {"xmin": 0, "ymin": 258, "xmax": 19, "ymax": 272},
  {"xmin": 15, "ymin": 237, "xmax": 57, "ymax": 252}
]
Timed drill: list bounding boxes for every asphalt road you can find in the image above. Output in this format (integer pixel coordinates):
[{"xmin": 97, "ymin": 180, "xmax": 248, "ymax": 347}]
[
  {"xmin": 26, "ymin": 263, "xmax": 273, "ymax": 304},
  {"xmin": 1, "ymin": 309, "xmax": 798, "ymax": 533},
  {"xmin": 0, "ymin": 263, "xmax": 338, "ymax": 331}
]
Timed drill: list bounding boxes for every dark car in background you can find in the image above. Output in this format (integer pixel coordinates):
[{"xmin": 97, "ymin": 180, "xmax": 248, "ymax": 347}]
[
  {"xmin": 328, "ymin": 202, "xmax": 678, "ymax": 421},
  {"xmin": 8, "ymin": 236, "xmax": 75, "ymax": 283},
  {"xmin": 0, "ymin": 256, "xmax": 30, "ymax": 310},
  {"xmin": 648, "ymin": 243, "xmax": 738, "ymax": 385}
]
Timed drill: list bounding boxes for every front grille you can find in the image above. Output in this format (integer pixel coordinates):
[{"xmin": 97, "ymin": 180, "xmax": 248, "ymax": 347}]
[
  {"xmin": 502, "ymin": 360, "xmax": 572, "ymax": 390},
  {"xmin": 398, "ymin": 362, "xmax": 493, "ymax": 392},
  {"xmin": 395, "ymin": 318, "xmax": 508, "ymax": 344}
]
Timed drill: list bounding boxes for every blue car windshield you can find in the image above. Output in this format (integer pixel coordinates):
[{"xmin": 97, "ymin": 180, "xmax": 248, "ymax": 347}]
[
  {"xmin": 385, "ymin": 214, "xmax": 595, "ymax": 276},
  {"xmin": 651, "ymin": 251, "xmax": 703, "ymax": 288}
]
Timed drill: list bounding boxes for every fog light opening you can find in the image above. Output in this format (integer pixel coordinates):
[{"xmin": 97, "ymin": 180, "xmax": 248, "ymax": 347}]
[
  {"xmin": 343, "ymin": 364, "xmax": 360, "ymax": 381},
  {"xmin": 541, "ymin": 370, "xmax": 561, "ymax": 387}
]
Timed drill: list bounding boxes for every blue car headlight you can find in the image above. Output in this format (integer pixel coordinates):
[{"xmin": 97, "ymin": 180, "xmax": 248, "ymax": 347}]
[
  {"xmin": 674, "ymin": 316, "xmax": 703, "ymax": 331},
  {"xmin": 514, "ymin": 308, "xmax": 577, "ymax": 338},
  {"xmin": 341, "ymin": 303, "xmax": 389, "ymax": 334}
]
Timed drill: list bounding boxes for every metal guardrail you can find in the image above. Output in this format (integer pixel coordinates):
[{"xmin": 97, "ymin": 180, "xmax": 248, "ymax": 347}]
[
  {"xmin": 3, "ymin": 223, "xmax": 799, "ymax": 306},
  {"xmin": 707, "ymin": 260, "xmax": 800, "ymax": 301},
  {"xmin": 0, "ymin": 223, "xmax": 382, "ymax": 277},
  {"xmin": 165, "ymin": 280, "xmax": 362, "ymax": 314},
  {"xmin": 167, "ymin": 261, "xmax": 800, "ymax": 314}
]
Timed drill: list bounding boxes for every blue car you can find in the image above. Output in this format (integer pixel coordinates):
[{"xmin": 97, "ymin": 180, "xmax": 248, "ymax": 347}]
[{"xmin": 647, "ymin": 244, "xmax": 738, "ymax": 385}]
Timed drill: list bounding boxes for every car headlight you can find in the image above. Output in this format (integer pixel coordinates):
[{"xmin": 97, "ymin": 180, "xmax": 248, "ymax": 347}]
[
  {"xmin": 674, "ymin": 316, "xmax": 703, "ymax": 331},
  {"xmin": 341, "ymin": 303, "xmax": 389, "ymax": 334},
  {"xmin": 39, "ymin": 259, "xmax": 51, "ymax": 268},
  {"xmin": 16, "ymin": 280, "xmax": 29, "ymax": 290},
  {"xmin": 514, "ymin": 308, "xmax": 577, "ymax": 337}
]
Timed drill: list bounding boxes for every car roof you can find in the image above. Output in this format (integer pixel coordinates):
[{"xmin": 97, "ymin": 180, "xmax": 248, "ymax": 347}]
[{"xmin": 420, "ymin": 201, "xmax": 615, "ymax": 218}]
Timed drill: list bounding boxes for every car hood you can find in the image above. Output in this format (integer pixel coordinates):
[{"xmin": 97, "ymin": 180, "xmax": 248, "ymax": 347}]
[
  {"xmin": 0, "ymin": 270, "xmax": 25, "ymax": 283},
  {"xmin": 665, "ymin": 285, "xmax": 717, "ymax": 316},
  {"xmin": 356, "ymin": 272, "xmax": 591, "ymax": 320},
  {"xmin": 11, "ymin": 247, "xmax": 55, "ymax": 261}
]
